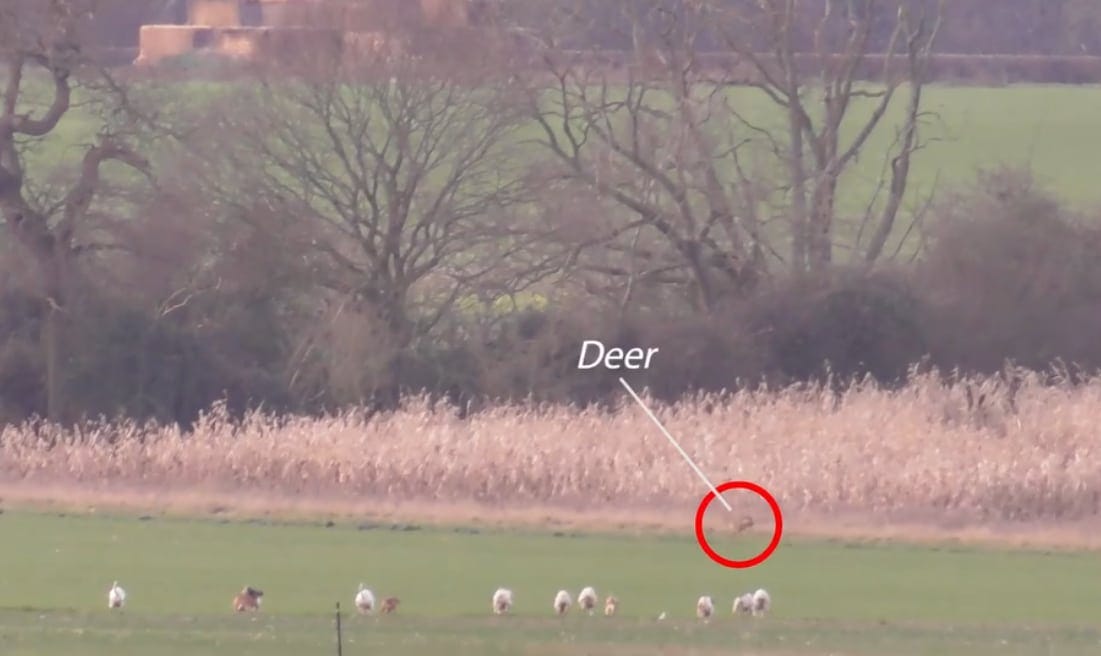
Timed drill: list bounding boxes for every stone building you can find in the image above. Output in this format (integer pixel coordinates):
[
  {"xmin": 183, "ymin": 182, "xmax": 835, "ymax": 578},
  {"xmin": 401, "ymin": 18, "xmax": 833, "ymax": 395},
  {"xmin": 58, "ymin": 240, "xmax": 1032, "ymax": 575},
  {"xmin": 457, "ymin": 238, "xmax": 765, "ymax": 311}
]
[{"xmin": 135, "ymin": 0, "xmax": 489, "ymax": 66}]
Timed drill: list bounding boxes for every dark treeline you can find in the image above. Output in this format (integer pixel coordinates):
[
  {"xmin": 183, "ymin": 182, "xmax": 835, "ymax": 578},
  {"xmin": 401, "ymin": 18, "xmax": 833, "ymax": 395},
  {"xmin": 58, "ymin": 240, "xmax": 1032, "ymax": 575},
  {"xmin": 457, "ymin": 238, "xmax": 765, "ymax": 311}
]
[
  {"xmin": 3, "ymin": 167, "xmax": 1099, "ymax": 426},
  {"xmin": 4, "ymin": 1, "xmax": 1101, "ymax": 427},
  {"xmin": 508, "ymin": 0, "xmax": 1101, "ymax": 55}
]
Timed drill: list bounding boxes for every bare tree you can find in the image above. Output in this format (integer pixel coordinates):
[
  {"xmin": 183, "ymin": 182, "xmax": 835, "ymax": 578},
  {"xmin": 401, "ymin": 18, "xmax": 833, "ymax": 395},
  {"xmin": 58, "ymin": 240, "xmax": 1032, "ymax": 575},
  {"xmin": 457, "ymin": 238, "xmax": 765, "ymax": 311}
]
[
  {"xmin": 712, "ymin": 0, "xmax": 943, "ymax": 271},
  {"xmin": 0, "ymin": 0, "xmax": 151, "ymax": 421},
  {"xmin": 523, "ymin": 1, "xmax": 771, "ymax": 315},
  {"xmin": 523, "ymin": 0, "xmax": 943, "ymax": 308},
  {"xmin": 183, "ymin": 52, "xmax": 548, "ymax": 401}
]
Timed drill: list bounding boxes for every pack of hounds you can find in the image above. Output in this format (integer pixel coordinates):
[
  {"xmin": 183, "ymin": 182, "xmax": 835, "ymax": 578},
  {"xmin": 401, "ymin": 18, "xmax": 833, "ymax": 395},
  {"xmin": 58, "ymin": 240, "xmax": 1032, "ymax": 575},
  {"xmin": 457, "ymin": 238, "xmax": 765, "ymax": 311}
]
[
  {"xmin": 105, "ymin": 580, "xmax": 771, "ymax": 620},
  {"xmin": 493, "ymin": 586, "xmax": 771, "ymax": 620}
]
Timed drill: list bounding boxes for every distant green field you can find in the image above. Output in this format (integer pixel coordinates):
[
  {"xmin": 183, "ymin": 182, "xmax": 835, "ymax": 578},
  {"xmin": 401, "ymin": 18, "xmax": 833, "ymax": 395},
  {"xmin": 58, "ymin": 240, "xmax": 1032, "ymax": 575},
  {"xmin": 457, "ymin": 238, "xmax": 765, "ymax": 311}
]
[
  {"xmin": 2, "ymin": 511, "xmax": 1099, "ymax": 655},
  {"xmin": 839, "ymin": 84, "xmax": 1101, "ymax": 207},
  {"xmin": 16, "ymin": 81, "xmax": 1100, "ymax": 267},
  {"xmin": 28, "ymin": 83, "xmax": 1101, "ymax": 206}
]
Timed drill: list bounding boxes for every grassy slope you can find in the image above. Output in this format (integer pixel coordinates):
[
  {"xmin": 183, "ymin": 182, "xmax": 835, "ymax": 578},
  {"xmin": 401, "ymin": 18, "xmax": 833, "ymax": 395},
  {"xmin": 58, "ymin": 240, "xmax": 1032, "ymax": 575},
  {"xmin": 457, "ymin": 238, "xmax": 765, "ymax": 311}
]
[
  {"xmin": 1, "ymin": 510, "xmax": 1099, "ymax": 655},
  {"xmin": 26, "ymin": 82, "xmax": 1101, "ymax": 206},
  {"xmin": 908, "ymin": 85, "xmax": 1101, "ymax": 203},
  {"xmin": 16, "ymin": 82, "xmax": 1101, "ymax": 272}
]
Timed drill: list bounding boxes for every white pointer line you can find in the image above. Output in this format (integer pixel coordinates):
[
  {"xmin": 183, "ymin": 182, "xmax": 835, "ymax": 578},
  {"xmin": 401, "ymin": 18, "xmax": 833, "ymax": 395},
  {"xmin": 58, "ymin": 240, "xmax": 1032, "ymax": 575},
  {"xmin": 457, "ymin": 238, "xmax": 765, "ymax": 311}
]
[{"xmin": 618, "ymin": 377, "xmax": 733, "ymax": 512}]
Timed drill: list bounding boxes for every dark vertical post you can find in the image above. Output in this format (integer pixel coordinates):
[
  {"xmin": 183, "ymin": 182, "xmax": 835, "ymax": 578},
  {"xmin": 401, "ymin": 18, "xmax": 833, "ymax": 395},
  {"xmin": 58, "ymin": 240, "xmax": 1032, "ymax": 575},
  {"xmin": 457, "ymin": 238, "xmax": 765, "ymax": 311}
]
[{"xmin": 335, "ymin": 601, "xmax": 343, "ymax": 656}]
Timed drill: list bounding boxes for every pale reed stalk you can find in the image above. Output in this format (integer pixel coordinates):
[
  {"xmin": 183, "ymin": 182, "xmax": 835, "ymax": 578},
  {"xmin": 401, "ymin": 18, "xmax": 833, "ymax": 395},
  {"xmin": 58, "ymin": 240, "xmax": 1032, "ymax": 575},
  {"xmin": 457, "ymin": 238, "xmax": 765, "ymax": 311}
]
[{"xmin": 1, "ymin": 370, "xmax": 1098, "ymax": 521}]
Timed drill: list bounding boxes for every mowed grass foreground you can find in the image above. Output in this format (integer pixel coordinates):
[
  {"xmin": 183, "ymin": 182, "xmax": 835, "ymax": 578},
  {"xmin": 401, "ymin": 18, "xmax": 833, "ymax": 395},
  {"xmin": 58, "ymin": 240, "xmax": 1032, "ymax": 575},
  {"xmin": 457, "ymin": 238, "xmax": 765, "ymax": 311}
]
[{"xmin": 1, "ymin": 511, "xmax": 1099, "ymax": 656}]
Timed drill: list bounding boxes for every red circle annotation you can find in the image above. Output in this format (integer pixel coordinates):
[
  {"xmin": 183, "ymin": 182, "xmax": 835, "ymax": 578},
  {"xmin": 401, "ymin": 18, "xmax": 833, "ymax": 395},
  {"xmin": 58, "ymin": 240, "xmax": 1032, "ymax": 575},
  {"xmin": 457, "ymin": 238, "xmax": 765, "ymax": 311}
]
[{"xmin": 694, "ymin": 480, "xmax": 783, "ymax": 569}]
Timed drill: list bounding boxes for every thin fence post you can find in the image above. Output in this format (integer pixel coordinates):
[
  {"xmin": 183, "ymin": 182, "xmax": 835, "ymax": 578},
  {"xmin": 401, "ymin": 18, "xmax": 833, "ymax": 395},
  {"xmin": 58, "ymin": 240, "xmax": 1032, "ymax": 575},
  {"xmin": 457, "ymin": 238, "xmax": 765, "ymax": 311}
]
[{"xmin": 336, "ymin": 601, "xmax": 343, "ymax": 656}]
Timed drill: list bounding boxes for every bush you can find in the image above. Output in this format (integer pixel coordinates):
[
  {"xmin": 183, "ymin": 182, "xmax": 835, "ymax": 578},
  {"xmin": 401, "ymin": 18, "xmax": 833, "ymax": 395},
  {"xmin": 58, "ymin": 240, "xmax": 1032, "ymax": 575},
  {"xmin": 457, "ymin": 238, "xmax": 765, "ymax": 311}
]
[
  {"xmin": 737, "ymin": 269, "xmax": 929, "ymax": 385},
  {"xmin": 919, "ymin": 169, "xmax": 1101, "ymax": 372}
]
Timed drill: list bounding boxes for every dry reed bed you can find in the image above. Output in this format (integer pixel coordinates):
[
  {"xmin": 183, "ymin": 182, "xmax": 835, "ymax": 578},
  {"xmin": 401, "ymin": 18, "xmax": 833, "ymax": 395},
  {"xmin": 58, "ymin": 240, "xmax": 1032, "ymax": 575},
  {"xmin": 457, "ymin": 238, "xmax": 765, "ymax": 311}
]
[{"xmin": 1, "ymin": 371, "xmax": 1099, "ymax": 521}]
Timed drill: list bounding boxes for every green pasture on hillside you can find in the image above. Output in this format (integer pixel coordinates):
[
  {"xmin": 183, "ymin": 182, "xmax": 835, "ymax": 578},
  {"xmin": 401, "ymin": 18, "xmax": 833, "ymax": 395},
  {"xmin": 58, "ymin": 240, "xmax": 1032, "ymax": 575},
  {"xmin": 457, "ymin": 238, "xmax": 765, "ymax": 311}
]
[
  {"xmin": 26, "ymin": 81, "xmax": 1101, "ymax": 199},
  {"xmin": 12, "ymin": 79, "xmax": 1101, "ymax": 266},
  {"xmin": 1, "ymin": 510, "xmax": 1099, "ymax": 655}
]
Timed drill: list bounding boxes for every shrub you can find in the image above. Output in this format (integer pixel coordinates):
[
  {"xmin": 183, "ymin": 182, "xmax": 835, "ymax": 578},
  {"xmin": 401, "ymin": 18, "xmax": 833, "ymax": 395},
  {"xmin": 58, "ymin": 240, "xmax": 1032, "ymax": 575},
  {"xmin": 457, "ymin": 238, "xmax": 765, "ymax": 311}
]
[
  {"xmin": 738, "ymin": 269, "xmax": 929, "ymax": 385},
  {"xmin": 919, "ymin": 169, "xmax": 1101, "ymax": 372}
]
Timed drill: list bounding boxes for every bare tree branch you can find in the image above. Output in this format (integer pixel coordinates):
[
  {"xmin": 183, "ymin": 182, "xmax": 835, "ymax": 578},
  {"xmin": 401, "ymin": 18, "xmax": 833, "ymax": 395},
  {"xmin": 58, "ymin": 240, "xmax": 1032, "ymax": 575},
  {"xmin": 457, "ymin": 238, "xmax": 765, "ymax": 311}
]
[
  {"xmin": 188, "ymin": 53, "xmax": 533, "ymax": 350},
  {"xmin": 711, "ymin": 0, "xmax": 943, "ymax": 272},
  {"xmin": 524, "ymin": 1, "xmax": 771, "ymax": 313},
  {"xmin": 0, "ymin": 0, "xmax": 156, "ymax": 421}
]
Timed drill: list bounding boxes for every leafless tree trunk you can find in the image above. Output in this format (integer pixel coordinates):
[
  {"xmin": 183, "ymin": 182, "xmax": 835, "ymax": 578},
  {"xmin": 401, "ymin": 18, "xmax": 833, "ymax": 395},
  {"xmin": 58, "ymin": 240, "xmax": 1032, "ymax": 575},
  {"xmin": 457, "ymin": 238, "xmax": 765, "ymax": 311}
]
[
  {"xmin": 714, "ymin": 0, "xmax": 943, "ymax": 272},
  {"xmin": 0, "ymin": 1, "xmax": 150, "ymax": 421},
  {"xmin": 182, "ymin": 52, "xmax": 548, "ymax": 401},
  {"xmin": 524, "ymin": 1, "xmax": 770, "ymax": 315}
]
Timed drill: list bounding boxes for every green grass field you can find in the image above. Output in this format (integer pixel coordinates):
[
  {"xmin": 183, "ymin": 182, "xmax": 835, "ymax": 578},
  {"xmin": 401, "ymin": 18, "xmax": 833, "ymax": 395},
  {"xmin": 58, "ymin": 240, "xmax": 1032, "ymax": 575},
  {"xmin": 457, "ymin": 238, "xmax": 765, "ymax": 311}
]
[
  {"xmin": 24, "ymin": 82, "xmax": 1101, "ymax": 207},
  {"xmin": 2, "ymin": 510, "xmax": 1099, "ymax": 655},
  {"xmin": 837, "ymin": 84, "xmax": 1101, "ymax": 207},
  {"xmin": 16, "ymin": 80, "xmax": 1101, "ymax": 269}
]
